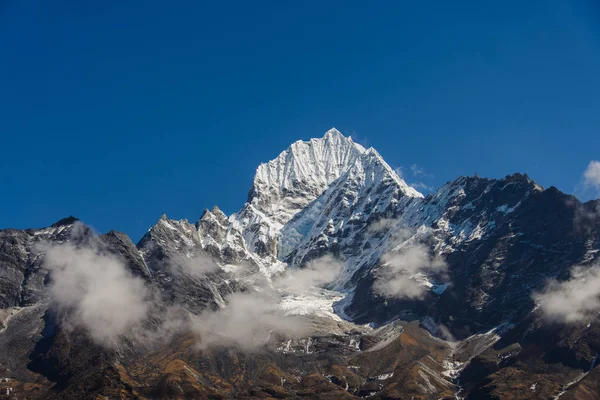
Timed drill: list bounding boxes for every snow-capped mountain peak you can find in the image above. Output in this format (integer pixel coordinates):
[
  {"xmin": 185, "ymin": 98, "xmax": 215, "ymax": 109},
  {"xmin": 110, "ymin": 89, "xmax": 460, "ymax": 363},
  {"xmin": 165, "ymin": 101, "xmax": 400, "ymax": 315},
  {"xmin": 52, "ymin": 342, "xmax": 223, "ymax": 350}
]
[
  {"xmin": 248, "ymin": 128, "xmax": 367, "ymax": 227},
  {"xmin": 192, "ymin": 128, "xmax": 429, "ymax": 271}
]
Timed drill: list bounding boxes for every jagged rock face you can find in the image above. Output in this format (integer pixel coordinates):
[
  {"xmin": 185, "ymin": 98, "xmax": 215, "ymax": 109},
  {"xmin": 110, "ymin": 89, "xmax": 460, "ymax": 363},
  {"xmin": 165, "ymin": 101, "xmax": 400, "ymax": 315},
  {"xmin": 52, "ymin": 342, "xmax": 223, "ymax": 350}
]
[
  {"xmin": 137, "ymin": 215, "xmax": 238, "ymax": 313},
  {"xmin": 99, "ymin": 230, "xmax": 152, "ymax": 280},
  {"xmin": 0, "ymin": 220, "xmax": 143, "ymax": 396},
  {"xmin": 454, "ymin": 310, "xmax": 600, "ymax": 399},
  {"xmin": 138, "ymin": 214, "xmax": 203, "ymax": 264},
  {"xmin": 196, "ymin": 206, "xmax": 253, "ymax": 266},
  {"xmin": 0, "ymin": 229, "xmax": 33, "ymax": 308},
  {"xmin": 0, "ymin": 221, "xmax": 78, "ymax": 309},
  {"xmin": 196, "ymin": 206, "xmax": 228, "ymax": 257}
]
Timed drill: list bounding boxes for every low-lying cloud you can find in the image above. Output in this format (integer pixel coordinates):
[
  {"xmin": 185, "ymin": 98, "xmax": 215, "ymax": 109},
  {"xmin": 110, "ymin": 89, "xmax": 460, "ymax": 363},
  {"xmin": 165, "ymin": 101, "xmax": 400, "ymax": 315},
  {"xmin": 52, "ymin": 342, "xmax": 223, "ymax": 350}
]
[
  {"xmin": 193, "ymin": 290, "xmax": 307, "ymax": 351},
  {"xmin": 43, "ymin": 243, "xmax": 153, "ymax": 347},
  {"xmin": 192, "ymin": 255, "xmax": 342, "ymax": 351},
  {"xmin": 534, "ymin": 263, "xmax": 600, "ymax": 323},
  {"xmin": 42, "ymin": 220, "xmax": 343, "ymax": 352},
  {"xmin": 374, "ymin": 244, "xmax": 447, "ymax": 300},
  {"xmin": 167, "ymin": 253, "xmax": 220, "ymax": 277},
  {"xmin": 275, "ymin": 255, "xmax": 341, "ymax": 294},
  {"xmin": 367, "ymin": 218, "xmax": 397, "ymax": 235}
]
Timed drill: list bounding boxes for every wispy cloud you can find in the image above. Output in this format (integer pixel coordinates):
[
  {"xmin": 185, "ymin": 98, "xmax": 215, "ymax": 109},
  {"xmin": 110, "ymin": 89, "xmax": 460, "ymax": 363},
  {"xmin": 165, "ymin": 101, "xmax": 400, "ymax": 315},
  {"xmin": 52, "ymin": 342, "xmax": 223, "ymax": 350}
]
[
  {"xmin": 583, "ymin": 161, "xmax": 600, "ymax": 196},
  {"xmin": 394, "ymin": 164, "xmax": 435, "ymax": 194},
  {"xmin": 374, "ymin": 239, "xmax": 448, "ymax": 300},
  {"xmin": 367, "ymin": 218, "xmax": 398, "ymax": 235},
  {"xmin": 275, "ymin": 255, "xmax": 341, "ymax": 294},
  {"xmin": 394, "ymin": 167, "xmax": 404, "ymax": 179},
  {"xmin": 167, "ymin": 253, "xmax": 220, "ymax": 277},
  {"xmin": 192, "ymin": 290, "xmax": 307, "ymax": 351},
  {"xmin": 192, "ymin": 255, "xmax": 343, "ymax": 351},
  {"xmin": 534, "ymin": 263, "xmax": 600, "ymax": 323},
  {"xmin": 411, "ymin": 164, "xmax": 433, "ymax": 178},
  {"xmin": 42, "ymin": 242, "xmax": 153, "ymax": 348},
  {"xmin": 409, "ymin": 181, "xmax": 434, "ymax": 192}
]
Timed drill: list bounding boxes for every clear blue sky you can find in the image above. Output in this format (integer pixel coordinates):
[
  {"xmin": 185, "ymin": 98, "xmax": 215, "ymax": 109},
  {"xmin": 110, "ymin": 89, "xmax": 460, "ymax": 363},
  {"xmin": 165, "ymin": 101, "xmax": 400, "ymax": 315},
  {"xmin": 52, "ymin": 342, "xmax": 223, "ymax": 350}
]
[{"xmin": 2, "ymin": 0, "xmax": 600, "ymax": 241}]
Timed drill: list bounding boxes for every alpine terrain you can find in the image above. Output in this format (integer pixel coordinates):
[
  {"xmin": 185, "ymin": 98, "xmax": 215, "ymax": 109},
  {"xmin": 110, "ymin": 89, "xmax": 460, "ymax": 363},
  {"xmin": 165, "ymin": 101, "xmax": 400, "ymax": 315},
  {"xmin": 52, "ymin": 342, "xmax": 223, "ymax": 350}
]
[{"xmin": 1, "ymin": 128, "xmax": 599, "ymax": 399}]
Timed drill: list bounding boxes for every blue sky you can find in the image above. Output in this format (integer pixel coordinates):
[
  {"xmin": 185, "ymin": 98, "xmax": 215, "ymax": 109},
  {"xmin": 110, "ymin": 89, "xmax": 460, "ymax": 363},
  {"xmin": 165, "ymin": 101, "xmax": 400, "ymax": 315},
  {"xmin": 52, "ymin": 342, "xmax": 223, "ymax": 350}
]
[{"xmin": 2, "ymin": 0, "xmax": 600, "ymax": 241}]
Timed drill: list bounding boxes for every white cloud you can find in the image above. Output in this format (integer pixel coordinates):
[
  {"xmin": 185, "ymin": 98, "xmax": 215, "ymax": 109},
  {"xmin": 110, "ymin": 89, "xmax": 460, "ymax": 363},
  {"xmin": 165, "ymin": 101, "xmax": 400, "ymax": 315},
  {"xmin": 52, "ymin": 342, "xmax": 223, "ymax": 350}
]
[
  {"xmin": 374, "ymin": 244, "xmax": 447, "ymax": 300},
  {"xmin": 274, "ymin": 255, "xmax": 341, "ymax": 294},
  {"xmin": 534, "ymin": 263, "xmax": 600, "ymax": 323},
  {"xmin": 367, "ymin": 218, "xmax": 398, "ymax": 235},
  {"xmin": 394, "ymin": 167, "xmax": 404, "ymax": 179},
  {"xmin": 42, "ymin": 243, "xmax": 153, "ymax": 347},
  {"xmin": 584, "ymin": 161, "xmax": 600, "ymax": 193},
  {"xmin": 192, "ymin": 255, "xmax": 342, "ymax": 351},
  {"xmin": 168, "ymin": 254, "xmax": 220, "ymax": 277},
  {"xmin": 192, "ymin": 290, "xmax": 307, "ymax": 351}
]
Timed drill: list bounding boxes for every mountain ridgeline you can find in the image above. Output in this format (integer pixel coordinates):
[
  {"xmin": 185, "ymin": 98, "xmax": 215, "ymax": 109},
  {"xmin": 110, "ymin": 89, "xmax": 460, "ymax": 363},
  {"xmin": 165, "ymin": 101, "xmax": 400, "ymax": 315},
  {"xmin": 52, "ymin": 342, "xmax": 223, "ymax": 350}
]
[{"xmin": 1, "ymin": 128, "xmax": 599, "ymax": 399}]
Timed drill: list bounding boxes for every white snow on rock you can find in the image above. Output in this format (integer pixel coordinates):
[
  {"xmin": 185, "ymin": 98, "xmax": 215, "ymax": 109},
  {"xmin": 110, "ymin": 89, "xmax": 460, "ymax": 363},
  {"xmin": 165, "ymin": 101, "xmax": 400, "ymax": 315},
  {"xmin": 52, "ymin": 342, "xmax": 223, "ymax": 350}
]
[
  {"xmin": 278, "ymin": 287, "xmax": 345, "ymax": 321},
  {"xmin": 376, "ymin": 372, "xmax": 394, "ymax": 380},
  {"xmin": 250, "ymin": 128, "xmax": 367, "ymax": 226}
]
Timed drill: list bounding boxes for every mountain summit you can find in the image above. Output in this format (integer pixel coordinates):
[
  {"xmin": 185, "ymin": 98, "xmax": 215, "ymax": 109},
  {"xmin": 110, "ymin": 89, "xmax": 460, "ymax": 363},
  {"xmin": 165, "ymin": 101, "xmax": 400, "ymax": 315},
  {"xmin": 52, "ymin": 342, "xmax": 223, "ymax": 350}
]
[
  {"xmin": 197, "ymin": 129, "xmax": 421, "ymax": 268},
  {"xmin": 249, "ymin": 128, "xmax": 368, "ymax": 226}
]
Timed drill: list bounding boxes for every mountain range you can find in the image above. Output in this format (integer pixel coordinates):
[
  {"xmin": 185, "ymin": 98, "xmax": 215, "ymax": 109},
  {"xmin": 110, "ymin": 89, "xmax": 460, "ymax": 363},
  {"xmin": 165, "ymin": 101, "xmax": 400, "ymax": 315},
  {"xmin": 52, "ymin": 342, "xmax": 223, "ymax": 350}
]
[{"xmin": 1, "ymin": 128, "xmax": 599, "ymax": 399}]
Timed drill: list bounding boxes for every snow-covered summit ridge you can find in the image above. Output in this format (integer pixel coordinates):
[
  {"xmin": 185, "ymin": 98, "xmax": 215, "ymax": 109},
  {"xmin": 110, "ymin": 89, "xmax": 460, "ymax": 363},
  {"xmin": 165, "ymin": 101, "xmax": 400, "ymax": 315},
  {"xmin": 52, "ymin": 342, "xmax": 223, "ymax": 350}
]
[
  {"xmin": 248, "ymin": 128, "xmax": 422, "ymax": 227},
  {"xmin": 155, "ymin": 128, "xmax": 425, "ymax": 276},
  {"xmin": 248, "ymin": 128, "xmax": 368, "ymax": 227}
]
